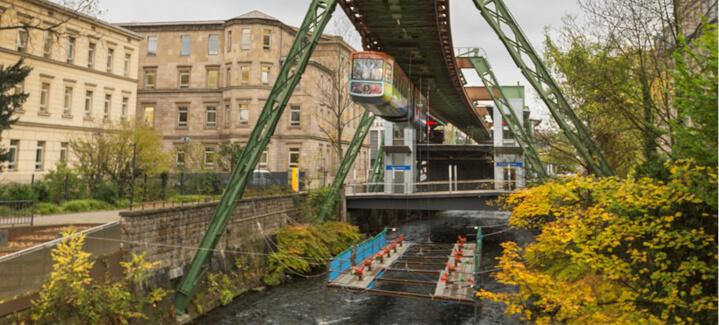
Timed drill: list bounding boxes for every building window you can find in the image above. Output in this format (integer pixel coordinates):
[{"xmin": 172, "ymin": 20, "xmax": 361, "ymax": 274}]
[
  {"xmin": 104, "ymin": 94, "xmax": 111, "ymax": 120},
  {"xmin": 178, "ymin": 106, "xmax": 188, "ymax": 127},
  {"xmin": 206, "ymin": 106, "xmax": 216, "ymax": 127},
  {"xmin": 226, "ymin": 67, "xmax": 231, "ymax": 86},
  {"xmin": 147, "ymin": 36, "xmax": 157, "ymax": 56},
  {"xmin": 240, "ymin": 66, "xmax": 249, "ymax": 85},
  {"xmin": 259, "ymin": 150, "xmax": 268, "ymax": 169},
  {"xmin": 224, "ymin": 105, "xmax": 230, "ymax": 128},
  {"xmin": 40, "ymin": 83, "xmax": 50, "ymax": 112},
  {"xmin": 226, "ymin": 31, "xmax": 232, "ymax": 52},
  {"xmin": 88, "ymin": 43, "xmax": 95, "ymax": 69},
  {"xmin": 8, "ymin": 140, "xmax": 18, "ymax": 171},
  {"xmin": 144, "ymin": 106, "xmax": 154, "ymax": 127},
  {"xmin": 263, "ymin": 29, "xmax": 271, "ymax": 51},
  {"xmin": 176, "ymin": 148, "xmax": 185, "ymax": 166},
  {"xmin": 238, "ymin": 103, "xmax": 248, "ymax": 125},
  {"xmin": 106, "ymin": 49, "xmax": 114, "ymax": 73},
  {"xmin": 290, "ymin": 105, "xmax": 300, "ymax": 126},
  {"xmin": 84, "ymin": 91, "xmax": 92, "ymax": 118},
  {"xmin": 63, "ymin": 87, "xmax": 72, "ymax": 115},
  {"xmin": 121, "ymin": 97, "xmax": 128, "ymax": 120},
  {"xmin": 124, "ymin": 54, "xmax": 131, "ymax": 77},
  {"xmin": 60, "ymin": 142, "xmax": 68, "ymax": 162},
  {"xmin": 179, "ymin": 70, "xmax": 190, "ymax": 88},
  {"xmin": 35, "ymin": 141, "xmax": 45, "ymax": 171},
  {"xmin": 289, "ymin": 148, "xmax": 300, "ymax": 169},
  {"xmin": 208, "ymin": 34, "xmax": 218, "ymax": 55},
  {"xmin": 261, "ymin": 67, "xmax": 269, "ymax": 86},
  {"xmin": 241, "ymin": 29, "xmax": 250, "ymax": 50},
  {"xmin": 43, "ymin": 30, "xmax": 52, "ymax": 58},
  {"xmin": 204, "ymin": 147, "xmax": 215, "ymax": 169},
  {"xmin": 145, "ymin": 69, "xmax": 156, "ymax": 89},
  {"xmin": 67, "ymin": 37, "xmax": 75, "ymax": 63},
  {"xmin": 207, "ymin": 69, "xmax": 218, "ymax": 89},
  {"xmin": 17, "ymin": 28, "xmax": 28, "ymax": 52},
  {"xmin": 180, "ymin": 35, "xmax": 190, "ymax": 56}
]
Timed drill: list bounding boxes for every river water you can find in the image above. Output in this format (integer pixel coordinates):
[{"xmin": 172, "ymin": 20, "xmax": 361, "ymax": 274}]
[{"xmin": 193, "ymin": 210, "xmax": 531, "ymax": 325}]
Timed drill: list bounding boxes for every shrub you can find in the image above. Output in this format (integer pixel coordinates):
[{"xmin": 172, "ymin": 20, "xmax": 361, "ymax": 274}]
[
  {"xmin": 35, "ymin": 203, "xmax": 60, "ymax": 215},
  {"xmin": 31, "ymin": 227, "xmax": 167, "ymax": 324},
  {"xmin": 32, "ymin": 182, "xmax": 51, "ymax": 203},
  {"xmin": 93, "ymin": 182, "xmax": 118, "ymax": 205},
  {"xmin": 1, "ymin": 183, "xmax": 37, "ymax": 201},
  {"xmin": 115, "ymin": 199, "xmax": 130, "ymax": 209},
  {"xmin": 60, "ymin": 199, "xmax": 111, "ymax": 213},
  {"xmin": 43, "ymin": 162, "xmax": 87, "ymax": 203}
]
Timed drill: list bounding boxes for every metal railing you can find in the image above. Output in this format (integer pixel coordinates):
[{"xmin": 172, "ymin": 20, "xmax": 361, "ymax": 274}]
[
  {"xmin": 0, "ymin": 200, "xmax": 35, "ymax": 227},
  {"xmin": 345, "ymin": 179, "xmax": 500, "ymax": 194},
  {"xmin": 0, "ymin": 221, "xmax": 120, "ymax": 302}
]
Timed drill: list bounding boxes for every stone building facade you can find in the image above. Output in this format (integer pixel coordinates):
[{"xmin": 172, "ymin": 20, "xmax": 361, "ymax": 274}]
[
  {"xmin": 119, "ymin": 11, "xmax": 370, "ymax": 187},
  {"xmin": 0, "ymin": 0, "xmax": 141, "ymax": 181}
]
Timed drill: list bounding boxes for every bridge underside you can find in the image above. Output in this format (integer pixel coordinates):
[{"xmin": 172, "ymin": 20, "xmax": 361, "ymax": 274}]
[
  {"xmin": 346, "ymin": 191, "xmax": 505, "ymax": 211},
  {"xmin": 339, "ymin": 0, "xmax": 490, "ymax": 143}
]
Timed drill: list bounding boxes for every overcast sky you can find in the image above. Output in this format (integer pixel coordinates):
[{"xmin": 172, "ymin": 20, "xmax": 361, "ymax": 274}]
[{"xmin": 99, "ymin": 0, "xmax": 583, "ymax": 126}]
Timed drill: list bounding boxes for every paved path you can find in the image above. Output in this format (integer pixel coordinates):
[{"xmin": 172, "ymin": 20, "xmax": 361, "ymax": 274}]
[{"xmin": 32, "ymin": 209, "xmax": 122, "ymax": 226}]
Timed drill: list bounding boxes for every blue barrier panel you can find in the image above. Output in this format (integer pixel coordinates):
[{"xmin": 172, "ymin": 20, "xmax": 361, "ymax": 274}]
[{"xmin": 329, "ymin": 249, "xmax": 353, "ymax": 281}]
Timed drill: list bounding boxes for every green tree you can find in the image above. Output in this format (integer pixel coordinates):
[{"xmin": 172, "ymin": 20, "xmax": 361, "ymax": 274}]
[
  {"xmin": 216, "ymin": 140, "xmax": 242, "ymax": 172},
  {"xmin": 44, "ymin": 162, "xmax": 87, "ymax": 203},
  {"xmin": 669, "ymin": 24, "xmax": 718, "ymax": 169},
  {"xmin": 0, "ymin": 59, "xmax": 31, "ymax": 171},
  {"xmin": 70, "ymin": 120, "xmax": 170, "ymax": 193}
]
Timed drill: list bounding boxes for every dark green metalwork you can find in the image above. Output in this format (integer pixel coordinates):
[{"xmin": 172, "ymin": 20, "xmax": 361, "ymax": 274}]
[
  {"xmin": 173, "ymin": 0, "xmax": 338, "ymax": 315},
  {"xmin": 317, "ymin": 111, "xmax": 375, "ymax": 221},
  {"xmin": 368, "ymin": 133, "xmax": 385, "ymax": 192},
  {"xmin": 466, "ymin": 56, "xmax": 547, "ymax": 180},
  {"xmin": 337, "ymin": 0, "xmax": 490, "ymax": 143},
  {"xmin": 472, "ymin": 0, "xmax": 615, "ymax": 177}
]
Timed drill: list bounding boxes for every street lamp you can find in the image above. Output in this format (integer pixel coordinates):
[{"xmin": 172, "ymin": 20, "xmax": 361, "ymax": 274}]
[{"xmin": 129, "ymin": 143, "xmax": 137, "ymax": 208}]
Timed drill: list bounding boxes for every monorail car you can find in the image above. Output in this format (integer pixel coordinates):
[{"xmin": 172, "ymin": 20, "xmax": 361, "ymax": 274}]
[{"xmin": 349, "ymin": 51, "xmax": 426, "ymax": 129}]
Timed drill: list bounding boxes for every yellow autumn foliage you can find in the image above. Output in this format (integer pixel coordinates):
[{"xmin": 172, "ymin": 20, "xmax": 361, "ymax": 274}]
[{"xmin": 479, "ymin": 160, "xmax": 717, "ymax": 324}]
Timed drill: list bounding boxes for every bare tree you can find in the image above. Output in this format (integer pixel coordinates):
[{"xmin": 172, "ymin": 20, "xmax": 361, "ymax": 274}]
[
  {"xmin": 1, "ymin": 0, "xmax": 105, "ymax": 55},
  {"xmin": 544, "ymin": 0, "xmax": 717, "ymax": 176},
  {"xmin": 312, "ymin": 18, "xmax": 364, "ymax": 175}
]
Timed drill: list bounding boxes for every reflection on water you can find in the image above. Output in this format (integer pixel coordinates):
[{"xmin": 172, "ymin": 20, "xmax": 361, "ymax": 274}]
[{"xmin": 193, "ymin": 210, "xmax": 529, "ymax": 325}]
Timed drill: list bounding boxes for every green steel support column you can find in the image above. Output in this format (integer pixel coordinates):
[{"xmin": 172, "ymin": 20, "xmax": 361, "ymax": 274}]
[
  {"xmin": 173, "ymin": 0, "xmax": 338, "ymax": 315},
  {"xmin": 524, "ymin": 111, "xmax": 540, "ymax": 179},
  {"xmin": 318, "ymin": 111, "xmax": 375, "ymax": 221},
  {"xmin": 472, "ymin": 0, "xmax": 615, "ymax": 177},
  {"xmin": 368, "ymin": 134, "xmax": 385, "ymax": 192},
  {"xmin": 468, "ymin": 56, "xmax": 547, "ymax": 180}
]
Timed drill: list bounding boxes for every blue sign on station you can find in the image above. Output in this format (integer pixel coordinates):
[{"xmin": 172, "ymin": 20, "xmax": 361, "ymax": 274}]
[
  {"xmin": 386, "ymin": 165, "xmax": 411, "ymax": 170},
  {"xmin": 495, "ymin": 162, "xmax": 523, "ymax": 167}
]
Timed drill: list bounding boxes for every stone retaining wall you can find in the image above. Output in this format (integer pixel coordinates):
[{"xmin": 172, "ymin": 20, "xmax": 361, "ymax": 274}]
[{"xmin": 119, "ymin": 194, "xmax": 304, "ymax": 280}]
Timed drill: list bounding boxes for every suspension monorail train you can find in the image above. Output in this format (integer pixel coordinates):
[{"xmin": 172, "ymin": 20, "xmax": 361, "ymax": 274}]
[{"xmin": 349, "ymin": 51, "xmax": 427, "ymax": 129}]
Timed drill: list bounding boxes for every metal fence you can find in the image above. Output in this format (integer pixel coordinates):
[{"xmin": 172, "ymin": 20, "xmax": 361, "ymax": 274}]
[
  {"xmin": 0, "ymin": 201, "xmax": 35, "ymax": 227},
  {"xmin": 346, "ymin": 179, "xmax": 497, "ymax": 194},
  {"xmin": 0, "ymin": 221, "xmax": 120, "ymax": 302}
]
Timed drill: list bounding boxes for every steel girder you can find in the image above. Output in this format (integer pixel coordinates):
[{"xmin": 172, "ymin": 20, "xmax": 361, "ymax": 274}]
[
  {"xmin": 318, "ymin": 111, "xmax": 376, "ymax": 221},
  {"xmin": 466, "ymin": 56, "xmax": 547, "ymax": 180},
  {"xmin": 173, "ymin": 0, "xmax": 339, "ymax": 315},
  {"xmin": 472, "ymin": 0, "xmax": 615, "ymax": 177},
  {"xmin": 368, "ymin": 133, "xmax": 385, "ymax": 192}
]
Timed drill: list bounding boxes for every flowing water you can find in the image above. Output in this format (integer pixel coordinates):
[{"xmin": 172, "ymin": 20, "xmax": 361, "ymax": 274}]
[{"xmin": 192, "ymin": 210, "xmax": 532, "ymax": 325}]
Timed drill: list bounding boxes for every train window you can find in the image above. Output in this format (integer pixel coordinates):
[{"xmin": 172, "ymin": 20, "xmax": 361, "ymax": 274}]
[
  {"xmin": 352, "ymin": 58, "xmax": 383, "ymax": 81},
  {"xmin": 384, "ymin": 62, "xmax": 393, "ymax": 83}
]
